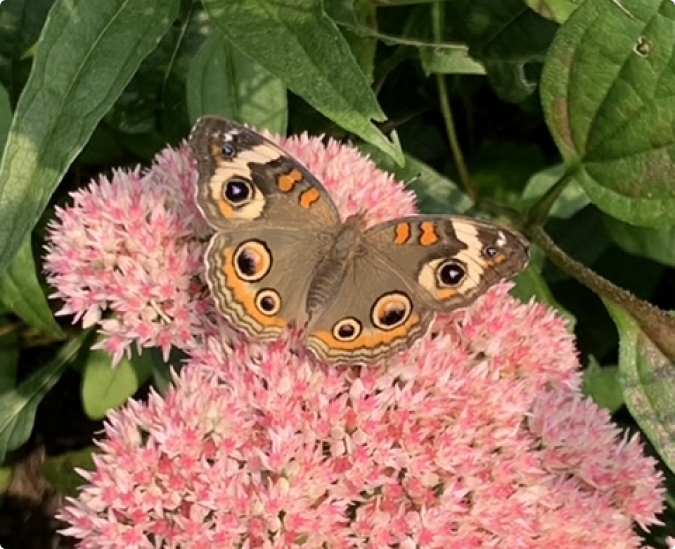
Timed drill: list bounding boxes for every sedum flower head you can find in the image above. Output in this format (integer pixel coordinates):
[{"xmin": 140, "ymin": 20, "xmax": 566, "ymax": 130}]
[
  {"xmin": 44, "ymin": 145, "xmax": 212, "ymax": 364},
  {"xmin": 57, "ymin": 296, "xmax": 664, "ymax": 548},
  {"xmin": 48, "ymin": 128, "xmax": 665, "ymax": 548}
]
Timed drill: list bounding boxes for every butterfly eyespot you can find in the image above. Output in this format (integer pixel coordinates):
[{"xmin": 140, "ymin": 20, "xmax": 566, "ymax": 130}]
[
  {"xmin": 437, "ymin": 261, "xmax": 466, "ymax": 287},
  {"xmin": 332, "ymin": 318, "xmax": 362, "ymax": 342},
  {"xmin": 220, "ymin": 141, "xmax": 236, "ymax": 158},
  {"xmin": 233, "ymin": 240, "xmax": 271, "ymax": 282},
  {"xmin": 224, "ymin": 178, "xmax": 253, "ymax": 205},
  {"xmin": 483, "ymin": 245, "xmax": 499, "ymax": 258},
  {"xmin": 371, "ymin": 292, "xmax": 412, "ymax": 330},
  {"xmin": 255, "ymin": 289, "xmax": 281, "ymax": 316}
]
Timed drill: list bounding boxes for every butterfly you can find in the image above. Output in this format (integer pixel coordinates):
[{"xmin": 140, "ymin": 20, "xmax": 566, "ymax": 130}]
[{"xmin": 189, "ymin": 117, "xmax": 530, "ymax": 364}]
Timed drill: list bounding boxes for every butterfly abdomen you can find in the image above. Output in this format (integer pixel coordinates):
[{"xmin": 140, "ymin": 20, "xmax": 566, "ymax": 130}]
[{"xmin": 306, "ymin": 221, "xmax": 366, "ymax": 315}]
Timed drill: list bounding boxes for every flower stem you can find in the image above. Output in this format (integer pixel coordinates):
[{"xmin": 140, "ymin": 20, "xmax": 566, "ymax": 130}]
[
  {"xmin": 431, "ymin": 2, "xmax": 476, "ymax": 202},
  {"xmin": 529, "ymin": 224, "xmax": 675, "ymax": 361},
  {"xmin": 527, "ymin": 171, "xmax": 573, "ymax": 226}
]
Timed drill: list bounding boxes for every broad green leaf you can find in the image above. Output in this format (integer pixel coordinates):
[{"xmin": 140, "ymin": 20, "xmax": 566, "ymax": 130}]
[
  {"xmin": 0, "ymin": 332, "xmax": 85, "ymax": 462},
  {"xmin": 605, "ymin": 300, "xmax": 675, "ymax": 471},
  {"xmin": 581, "ymin": 357, "xmax": 623, "ymax": 413},
  {"xmin": 187, "ymin": 32, "xmax": 288, "ymax": 134},
  {"xmin": 41, "ymin": 446, "xmax": 96, "ymax": 497},
  {"xmin": 447, "ymin": 0, "xmax": 558, "ymax": 103},
  {"xmin": 0, "ymin": 0, "xmax": 179, "ymax": 271},
  {"xmin": 541, "ymin": 0, "xmax": 675, "ymax": 227},
  {"xmin": 359, "ymin": 143, "xmax": 473, "ymax": 214},
  {"xmin": 603, "ymin": 216, "xmax": 675, "ymax": 268},
  {"xmin": 81, "ymin": 345, "xmax": 153, "ymax": 420},
  {"xmin": 0, "ymin": 92, "xmax": 53, "ymax": 340},
  {"xmin": 201, "ymin": 0, "xmax": 403, "ymax": 163},
  {"xmin": 522, "ymin": 164, "xmax": 590, "ymax": 219},
  {"xmin": 419, "ymin": 45, "xmax": 485, "ymax": 75},
  {"xmin": 524, "ymin": 0, "xmax": 582, "ymax": 23},
  {"xmin": 0, "ymin": 238, "xmax": 64, "ymax": 339},
  {"xmin": 326, "ymin": 0, "xmax": 378, "ymax": 83}
]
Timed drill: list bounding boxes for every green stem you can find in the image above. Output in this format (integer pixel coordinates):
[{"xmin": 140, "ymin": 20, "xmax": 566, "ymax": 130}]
[
  {"xmin": 526, "ymin": 171, "xmax": 573, "ymax": 226},
  {"xmin": 431, "ymin": 2, "xmax": 475, "ymax": 202},
  {"xmin": 530, "ymin": 225, "xmax": 675, "ymax": 360}
]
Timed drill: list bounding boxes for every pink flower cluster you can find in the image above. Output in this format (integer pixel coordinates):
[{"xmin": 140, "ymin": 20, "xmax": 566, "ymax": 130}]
[
  {"xmin": 43, "ymin": 149, "xmax": 210, "ymax": 364},
  {"xmin": 46, "ymin": 129, "xmax": 665, "ymax": 548}
]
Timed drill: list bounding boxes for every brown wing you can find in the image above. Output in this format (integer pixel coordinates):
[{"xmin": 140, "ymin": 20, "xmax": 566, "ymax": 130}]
[
  {"xmin": 189, "ymin": 116, "xmax": 340, "ymax": 232},
  {"xmin": 363, "ymin": 215, "xmax": 530, "ymax": 311},
  {"xmin": 304, "ymin": 215, "xmax": 529, "ymax": 364},
  {"xmin": 205, "ymin": 228, "xmax": 328, "ymax": 340}
]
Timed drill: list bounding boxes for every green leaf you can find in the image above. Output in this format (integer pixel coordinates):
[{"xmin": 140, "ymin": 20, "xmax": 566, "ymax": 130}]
[
  {"xmin": 358, "ymin": 143, "xmax": 473, "ymax": 214},
  {"xmin": 0, "ymin": 88, "xmax": 53, "ymax": 340},
  {"xmin": 326, "ymin": 0, "xmax": 378, "ymax": 83},
  {"xmin": 41, "ymin": 446, "xmax": 96, "ymax": 497},
  {"xmin": 524, "ymin": 0, "xmax": 582, "ymax": 23},
  {"xmin": 81, "ymin": 345, "xmax": 154, "ymax": 420},
  {"xmin": 0, "ymin": 92, "xmax": 54, "ymax": 341},
  {"xmin": 522, "ymin": 164, "xmax": 590, "ymax": 219},
  {"xmin": 448, "ymin": 0, "xmax": 558, "ymax": 103},
  {"xmin": 581, "ymin": 357, "xmax": 623, "ymax": 413},
  {"xmin": 419, "ymin": 45, "xmax": 485, "ymax": 75},
  {"xmin": 201, "ymin": 0, "xmax": 403, "ymax": 163},
  {"xmin": 603, "ymin": 216, "xmax": 675, "ymax": 268},
  {"xmin": 605, "ymin": 300, "xmax": 675, "ymax": 471},
  {"xmin": 0, "ymin": 238, "xmax": 64, "ymax": 339},
  {"xmin": 541, "ymin": 0, "xmax": 675, "ymax": 227},
  {"xmin": 0, "ymin": 332, "xmax": 85, "ymax": 462},
  {"xmin": 187, "ymin": 32, "xmax": 288, "ymax": 134},
  {"xmin": 0, "ymin": 0, "xmax": 179, "ymax": 271}
]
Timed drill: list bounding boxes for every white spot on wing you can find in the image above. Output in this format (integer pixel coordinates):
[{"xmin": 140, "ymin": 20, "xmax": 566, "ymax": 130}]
[{"xmin": 496, "ymin": 231, "xmax": 507, "ymax": 247}]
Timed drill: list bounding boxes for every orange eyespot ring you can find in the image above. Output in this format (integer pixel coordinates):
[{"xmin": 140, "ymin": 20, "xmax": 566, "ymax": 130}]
[
  {"xmin": 233, "ymin": 240, "xmax": 272, "ymax": 282},
  {"xmin": 371, "ymin": 292, "xmax": 412, "ymax": 331},
  {"xmin": 255, "ymin": 289, "xmax": 281, "ymax": 316},
  {"xmin": 435, "ymin": 260, "xmax": 466, "ymax": 287},
  {"xmin": 332, "ymin": 318, "xmax": 362, "ymax": 342}
]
